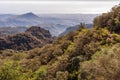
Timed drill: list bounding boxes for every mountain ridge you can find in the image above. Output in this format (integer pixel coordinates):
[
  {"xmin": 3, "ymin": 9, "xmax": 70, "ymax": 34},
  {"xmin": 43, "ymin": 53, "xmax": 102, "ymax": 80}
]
[
  {"xmin": 0, "ymin": 26, "xmax": 52, "ymax": 50},
  {"xmin": 0, "ymin": 4, "xmax": 119, "ymax": 80},
  {"xmin": 59, "ymin": 23, "xmax": 92, "ymax": 36},
  {"xmin": 0, "ymin": 13, "xmax": 98, "ymax": 36},
  {"xmin": 16, "ymin": 12, "xmax": 40, "ymax": 20}
]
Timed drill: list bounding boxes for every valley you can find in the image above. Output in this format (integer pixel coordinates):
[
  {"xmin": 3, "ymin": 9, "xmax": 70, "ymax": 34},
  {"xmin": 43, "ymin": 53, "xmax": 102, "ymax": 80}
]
[
  {"xmin": 0, "ymin": 13, "xmax": 98, "ymax": 36},
  {"xmin": 0, "ymin": 3, "xmax": 120, "ymax": 80}
]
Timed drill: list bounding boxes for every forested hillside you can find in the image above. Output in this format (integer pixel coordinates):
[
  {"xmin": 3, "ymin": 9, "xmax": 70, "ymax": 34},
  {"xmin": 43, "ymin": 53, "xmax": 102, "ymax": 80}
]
[
  {"xmin": 0, "ymin": 4, "xmax": 120, "ymax": 80},
  {"xmin": 0, "ymin": 26, "xmax": 52, "ymax": 50},
  {"xmin": 0, "ymin": 27, "xmax": 27, "ymax": 37}
]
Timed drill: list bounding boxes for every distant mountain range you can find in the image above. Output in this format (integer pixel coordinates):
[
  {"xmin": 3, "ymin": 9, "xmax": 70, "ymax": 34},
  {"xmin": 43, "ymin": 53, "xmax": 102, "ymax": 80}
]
[
  {"xmin": 0, "ymin": 12, "xmax": 99, "ymax": 36},
  {"xmin": 0, "ymin": 27, "xmax": 27, "ymax": 37},
  {"xmin": 59, "ymin": 24, "xmax": 92, "ymax": 36},
  {"xmin": 17, "ymin": 12, "xmax": 40, "ymax": 20}
]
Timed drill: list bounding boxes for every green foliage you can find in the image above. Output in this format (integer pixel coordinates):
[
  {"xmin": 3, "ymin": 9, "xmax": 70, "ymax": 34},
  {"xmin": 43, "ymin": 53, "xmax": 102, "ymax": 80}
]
[
  {"xmin": 0, "ymin": 26, "xmax": 52, "ymax": 51},
  {"xmin": 0, "ymin": 4, "xmax": 120, "ymax": 80},
  {"xmin": 33, "ymin": 65, "xmax": 47, "ymax": 80},
  {"xmin": 0, "ymin": 61, "xmax": 28, "ymax": 80},
  {"xmin": 1, "ymin": 27, "xmax": 120, "ymax": 80},
  {"xmin": 20, "ymin": 58, "xmax": 41, "ymax": 72},
  {"xmin": 72, "ymin": 28, "xmax": 120, "ymax": 60},
  {"xmin": 12, "ymin": 52, "xmax": 26, "ymax": 61},
  {"xmin": 78, "ymin": 43, "xmax": 120, "ymax": 80},
  {"xmin": 94, "ymin": 4, "xmax": 120, "ymax": 33},
  {"xmin": 56, "ymin": 71, "xmax": 69, "ymax": 80}
]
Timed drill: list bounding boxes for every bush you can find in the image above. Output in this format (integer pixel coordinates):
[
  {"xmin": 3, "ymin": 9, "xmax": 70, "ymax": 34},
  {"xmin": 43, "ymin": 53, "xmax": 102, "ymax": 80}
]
[
  {"xmin": 94, "ymin": 4, "xmax": 120, "ymax": 33},
  {"xmin": 0, "ymin": 61, "xmax": 28, "ymax": 80},
  {"xmin": 78, "ymin": 43, "xmax": 120, "ymax": 80},
  {"xmin": 33, "ymin": 65, "xmax": 47, "ymax": 80},
  {"xmin": 56, "ymin": 71, "xmax": 68, "ymax": 80}
]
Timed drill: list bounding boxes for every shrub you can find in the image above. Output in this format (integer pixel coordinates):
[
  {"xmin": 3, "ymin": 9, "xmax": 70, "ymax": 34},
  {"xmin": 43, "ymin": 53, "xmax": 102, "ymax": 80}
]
[
  {"xmin": 33, "ymin": 65, "xmax": 47, "ymax": 80},
  {"xmin": 0, "ymin": 61, "xmax": 28, "ymax": 80},
  {"xmin": 94, "ymin": 4, "xmax": 120, "ymax": 33},
  {"xmin": 78, "ymin": 43, "xmax": 120, "ymax": 80}
]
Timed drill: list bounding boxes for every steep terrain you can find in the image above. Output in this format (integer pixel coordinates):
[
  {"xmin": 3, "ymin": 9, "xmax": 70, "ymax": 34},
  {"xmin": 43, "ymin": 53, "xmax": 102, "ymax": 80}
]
[
  {"xmin": 0, "ymin": 26, "xmax": 52, "ymax": 50},
  {"xmin": 59, "ymin": 23, "xmax": 92, "ymax": 36},
  {"xmin": 0, "ymin": 27, "xmax": 27, "ymax": 37},
  {"xmin": 0, "ymin": 4, "xmax": 119, "ymax": 80},
  {"xmin": 94, "ymin": 5, "xmax": 120, "ymax": 33}
]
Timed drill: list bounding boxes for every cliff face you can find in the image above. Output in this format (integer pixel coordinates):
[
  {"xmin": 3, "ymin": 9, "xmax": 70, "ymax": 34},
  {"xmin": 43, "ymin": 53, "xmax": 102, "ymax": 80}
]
[{"xmin": 0, "ymin": 26, "xmax": 53, "ymax": 50}]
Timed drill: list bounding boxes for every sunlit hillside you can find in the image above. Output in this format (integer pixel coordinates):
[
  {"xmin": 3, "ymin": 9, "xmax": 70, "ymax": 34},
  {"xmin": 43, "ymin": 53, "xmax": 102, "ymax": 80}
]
[{"xmin": 0, "ymin": 4, "xmax": 120, "ymax": 80}]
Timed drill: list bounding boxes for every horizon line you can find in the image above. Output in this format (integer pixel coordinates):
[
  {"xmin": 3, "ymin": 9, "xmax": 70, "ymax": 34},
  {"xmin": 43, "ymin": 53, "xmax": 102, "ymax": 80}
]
[{"xmin": 0, "ymin": 12, "xmax": 102, "ymax": 15}]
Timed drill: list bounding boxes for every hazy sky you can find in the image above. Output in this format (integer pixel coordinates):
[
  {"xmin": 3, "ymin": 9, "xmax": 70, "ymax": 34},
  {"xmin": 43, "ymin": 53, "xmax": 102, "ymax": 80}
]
[{"xmin": 0, "ymin": 0, "xmax": 119, "ymax": 14}]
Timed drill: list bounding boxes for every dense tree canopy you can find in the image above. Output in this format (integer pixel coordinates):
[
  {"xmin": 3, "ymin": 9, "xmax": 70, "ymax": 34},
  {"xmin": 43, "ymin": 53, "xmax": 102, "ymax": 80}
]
[
  {"xmin": 0, "ymin": 4, "xmax": 120, "ymax": 80},
  {"xmin": 94, "ymin": 4, "xmax": 120, "ymax": 33}
]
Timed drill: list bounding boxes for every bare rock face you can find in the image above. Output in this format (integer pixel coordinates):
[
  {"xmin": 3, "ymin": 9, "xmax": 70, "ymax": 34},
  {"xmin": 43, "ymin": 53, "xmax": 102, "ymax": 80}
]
[{"xmin": 0, "ymin": 26, "xmax": 53, "ymax": 51}]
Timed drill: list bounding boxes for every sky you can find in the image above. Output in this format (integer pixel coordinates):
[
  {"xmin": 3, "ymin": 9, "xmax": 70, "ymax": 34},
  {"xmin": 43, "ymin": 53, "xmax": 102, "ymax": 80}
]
[{"xmin": 0, "ymin": 0, "xmax": 119, "ymax": 14}]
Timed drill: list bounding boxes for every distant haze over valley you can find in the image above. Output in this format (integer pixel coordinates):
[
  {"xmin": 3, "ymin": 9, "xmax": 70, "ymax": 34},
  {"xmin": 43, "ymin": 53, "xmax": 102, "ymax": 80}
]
[{"xmin": 0, "ymin": 12, "xmax": 98, "ymax": 36}]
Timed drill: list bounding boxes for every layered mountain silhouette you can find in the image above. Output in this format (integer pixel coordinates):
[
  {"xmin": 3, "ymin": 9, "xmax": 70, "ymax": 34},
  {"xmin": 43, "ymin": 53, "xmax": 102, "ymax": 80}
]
[
  {"xmin": 0, "ymin": 4, "xmax": 120, "ymax": 80},
  {"xmin": 0, "ymin": 13, "xmax": 98, "ymax": 36},
  {"xmin": 0, "ymin": 27, "xmax": 27, "ymax": 37},
  {"xmin": 59, "ymin": 24, "xmax": 92, "ymax": 36}
]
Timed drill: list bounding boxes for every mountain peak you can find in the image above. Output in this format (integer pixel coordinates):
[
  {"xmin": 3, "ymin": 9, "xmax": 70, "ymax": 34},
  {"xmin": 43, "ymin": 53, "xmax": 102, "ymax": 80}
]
[
  {"xmin": 26, "ymin": 26, "xmax": 52, "ymax": 38},
  {"xmin": 24, "ymin": 12, "xmax": 36, "ymax": 16},
  {"xmin": 17, "ymin": 12, "xmax": 40, "ymax": 19}
]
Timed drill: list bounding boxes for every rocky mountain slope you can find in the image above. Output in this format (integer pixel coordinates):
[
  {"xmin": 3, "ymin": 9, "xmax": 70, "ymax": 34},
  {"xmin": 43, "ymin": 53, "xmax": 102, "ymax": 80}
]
[
  {"xmin": 0, "ymin": 27, "xmax": 27, "ymax": 37},
  {"xmin": 0, "ymin": 4, "xmax": 119, "ymax": 80},
  {"xmin": 0, "ymin": 26, "xmax": 52, "ymax": 50}
]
